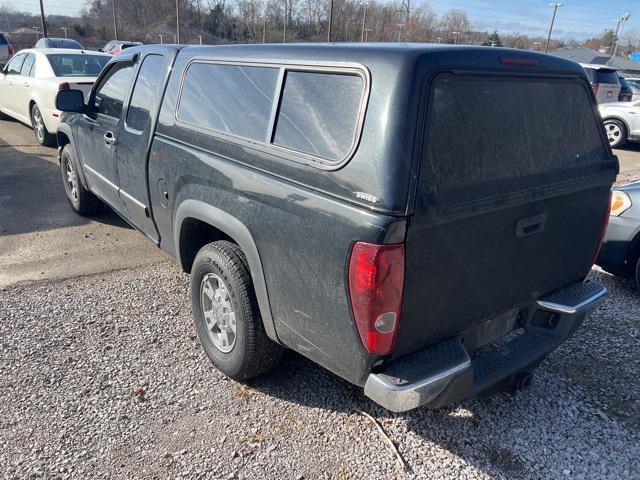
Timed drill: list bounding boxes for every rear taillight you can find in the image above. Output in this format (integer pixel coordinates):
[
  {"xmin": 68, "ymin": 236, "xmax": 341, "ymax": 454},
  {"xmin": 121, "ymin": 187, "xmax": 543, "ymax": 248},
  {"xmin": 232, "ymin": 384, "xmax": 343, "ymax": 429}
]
[
  {"xmin": 58, "ymin": 82, "xmax": 70, "ymax": 91},
  {"xmin": 592, "ymin": 192, "xmax": 612, "ymax": 265},
  {"xmin": 348, "ymin": 242, "xmax": 405, "ymax": 355},
  {"xmin": 8, "ymin": 45, "xmax": 13, "ymax": 56},
  {"xmin": 592, "ymin": 83, "xmax": 600, "ymax": 95}
]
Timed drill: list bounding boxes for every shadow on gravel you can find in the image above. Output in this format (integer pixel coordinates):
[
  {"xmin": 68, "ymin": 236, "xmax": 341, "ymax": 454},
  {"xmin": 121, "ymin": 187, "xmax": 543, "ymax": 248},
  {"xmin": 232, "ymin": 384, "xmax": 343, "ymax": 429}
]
[{"xmin": 0, "ymin": 137, "xmax": 130, "ymax": 236}]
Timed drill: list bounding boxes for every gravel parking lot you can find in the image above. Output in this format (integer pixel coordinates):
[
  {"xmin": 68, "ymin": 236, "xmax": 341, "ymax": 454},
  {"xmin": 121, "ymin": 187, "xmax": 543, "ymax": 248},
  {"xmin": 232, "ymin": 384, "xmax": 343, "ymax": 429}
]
[{"xmin": 1, "ymin": 119, "xmax": 640, "ymax": 479}]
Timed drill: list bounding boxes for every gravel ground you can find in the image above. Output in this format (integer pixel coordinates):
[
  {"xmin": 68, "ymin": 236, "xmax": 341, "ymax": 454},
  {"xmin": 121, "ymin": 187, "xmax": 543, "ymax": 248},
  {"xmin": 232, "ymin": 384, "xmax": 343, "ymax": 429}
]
[
  {"xmin": 617, "ymin": 169, "xmax": 640, "ymax": 185},
  {"xmin": 1, "ymin": 263, "xmax": 639, "ymax": 479}
]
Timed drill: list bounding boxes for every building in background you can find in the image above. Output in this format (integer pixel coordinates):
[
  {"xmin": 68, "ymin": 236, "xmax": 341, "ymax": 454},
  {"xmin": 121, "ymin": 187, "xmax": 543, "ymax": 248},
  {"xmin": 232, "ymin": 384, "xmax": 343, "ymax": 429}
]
[{"xmin": 550, "ymin": 47, "xmax": 640, "ymax": 75}]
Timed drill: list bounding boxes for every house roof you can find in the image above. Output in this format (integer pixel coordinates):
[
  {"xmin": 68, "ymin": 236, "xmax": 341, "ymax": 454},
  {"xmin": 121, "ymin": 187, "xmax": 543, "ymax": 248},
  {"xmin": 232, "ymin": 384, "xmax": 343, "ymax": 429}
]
[{"xmin": 549, "ymin": 47, "xmax": 640, "ymax": 73}]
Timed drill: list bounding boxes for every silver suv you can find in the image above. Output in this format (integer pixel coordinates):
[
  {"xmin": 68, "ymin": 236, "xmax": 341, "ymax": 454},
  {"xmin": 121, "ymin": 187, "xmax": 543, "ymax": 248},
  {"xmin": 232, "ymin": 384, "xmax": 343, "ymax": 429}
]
[{"xmin": 580, "ymin": 63, "xmax": 621, "ymax": 103}]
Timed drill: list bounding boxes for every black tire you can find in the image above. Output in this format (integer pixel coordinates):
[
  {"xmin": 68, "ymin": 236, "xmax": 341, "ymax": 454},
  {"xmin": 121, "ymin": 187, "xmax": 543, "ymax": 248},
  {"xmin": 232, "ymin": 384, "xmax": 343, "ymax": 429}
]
[
  {"xmin": 60, "ymin": 144, "xmax": 103, "ymax": 216},
  {"xmin": 604, "ymin": 119, "xmax": 627, "ymax": 149},
  {"xmin": 31, "ymin": 103, "xmax": 56, "ymax": 147},
  {"xmin": 634, "ymin": 256, "xmax": 640, "ymax": 292},
  {"xmin": 190, "ymin": 241, "xmax": 283, "ymax": 380}
]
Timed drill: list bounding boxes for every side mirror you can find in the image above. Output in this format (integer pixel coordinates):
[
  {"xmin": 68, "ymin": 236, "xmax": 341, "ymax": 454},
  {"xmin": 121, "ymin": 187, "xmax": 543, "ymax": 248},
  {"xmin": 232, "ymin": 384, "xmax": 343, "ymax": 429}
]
[{"xmin": 56, "ymin": 89, "xmax": 85, "ymax": 113}]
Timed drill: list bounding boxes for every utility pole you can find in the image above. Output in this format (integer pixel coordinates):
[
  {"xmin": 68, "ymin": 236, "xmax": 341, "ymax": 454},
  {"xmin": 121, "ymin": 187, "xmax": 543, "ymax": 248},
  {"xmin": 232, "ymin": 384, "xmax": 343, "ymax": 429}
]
[
  {"xmin": 112, "ymin": 0, "xmax": 118, "ymax": 40},
  {"xmin": 158, "ymin": 34, "xmax": 165, "ymax": 44},
  {"xmin": 360, "ymin": 2, "xmax": 368, "ymax": 43},
  {"xmin": 327, "ymin": 0, "xmax": 333, "ymax": 42},
  {"xmin": 262, "ymin": 15, "xmax": 267, "ymax": 43},
  {"xmin": 283, "ymin": 0, "xmax": 287, "ymax": 43},
  {"xmin": 400, "ymin": 0, "xmax": 409, "ymax": 42},
  {"xmin": 611, "ymin": 13, "xmax": 631, "ymax": 61},
  {"xmin": 197, "ymin": 35, "xmax": 203, "ymax": 44},
  {"xmin": 544, "ymin": 2, "xmax": 562, "ymax": 53},
  {"xmin": 38, "ymin": 0, "xmax": 47, "ymax": 37},
  {"xmin": 61, "ymin": 27, "xmax": 70, "ymax": 38},
  {"xmin": 176, "ymin": 0, "xmax": 181, "ymax": 43}
]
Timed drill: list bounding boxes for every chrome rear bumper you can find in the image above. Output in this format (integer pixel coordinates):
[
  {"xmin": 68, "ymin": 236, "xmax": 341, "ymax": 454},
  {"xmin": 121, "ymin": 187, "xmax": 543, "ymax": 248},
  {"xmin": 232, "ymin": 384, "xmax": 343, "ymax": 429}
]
[{"xmin": 364, "ymin": 280, "xmax": 606, "ymax": 412}]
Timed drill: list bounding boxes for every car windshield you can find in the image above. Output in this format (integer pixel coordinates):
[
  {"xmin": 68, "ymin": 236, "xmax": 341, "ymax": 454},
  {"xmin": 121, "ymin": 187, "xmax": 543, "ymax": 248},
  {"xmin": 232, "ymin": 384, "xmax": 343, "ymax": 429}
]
[
  {"xmin": 47, "ymin": 54, "xmax": 109, "ymax": 77},
  {"xmin": 0, "ymin": 34, "xmax": 7, "ymax": 45}
]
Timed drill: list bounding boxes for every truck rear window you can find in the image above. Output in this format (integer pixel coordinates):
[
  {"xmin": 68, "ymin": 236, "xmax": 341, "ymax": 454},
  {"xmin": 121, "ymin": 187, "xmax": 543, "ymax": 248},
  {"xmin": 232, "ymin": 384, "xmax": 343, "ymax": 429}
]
[{"xmin": 425, "ymin": 74, "xmax": 609, "ymax": 189}]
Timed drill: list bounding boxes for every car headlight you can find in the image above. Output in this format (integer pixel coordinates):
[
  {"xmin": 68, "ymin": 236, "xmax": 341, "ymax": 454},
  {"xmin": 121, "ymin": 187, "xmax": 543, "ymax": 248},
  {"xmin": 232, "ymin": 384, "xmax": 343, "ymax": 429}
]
[{"xmin": 610, "ymin": 190, "xmax": 632, "ymax": 216}]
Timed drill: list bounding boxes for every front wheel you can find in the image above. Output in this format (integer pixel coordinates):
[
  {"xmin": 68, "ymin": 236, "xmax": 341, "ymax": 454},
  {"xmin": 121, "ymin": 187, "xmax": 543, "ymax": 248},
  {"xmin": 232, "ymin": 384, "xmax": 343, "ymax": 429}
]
[
  {"xmin": 31, "ymin": 104, "xmax": 56, "ymax": 147},
  {"xmin": 60, "ymin": 144, "xmax": 102, "ymax": 216},
  {"xmin": 190, "ymin": 241, "xmax": 283, "ymax": 380},
  {"xmin": 604, "ymin": 119, "xmax": 627, "ymax": 149}
]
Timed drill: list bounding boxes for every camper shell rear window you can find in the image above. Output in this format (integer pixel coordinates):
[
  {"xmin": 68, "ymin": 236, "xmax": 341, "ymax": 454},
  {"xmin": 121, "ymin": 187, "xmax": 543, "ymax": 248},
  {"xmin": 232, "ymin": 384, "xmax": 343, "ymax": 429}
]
[{"xmin": 424, "ymin": 73, "xmax": 609, "ymax": 192}]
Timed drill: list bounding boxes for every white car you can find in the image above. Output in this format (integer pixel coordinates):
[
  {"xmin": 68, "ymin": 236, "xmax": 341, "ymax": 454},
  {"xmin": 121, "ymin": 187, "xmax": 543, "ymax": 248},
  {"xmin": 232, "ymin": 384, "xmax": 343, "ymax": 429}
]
[
  {"xmin": 0, "ymin": 48, "xmax": 110, "ymax": 146},
  {"xmin": 599, "ymin": 101, "xmax": 640, "ymax": 148}
]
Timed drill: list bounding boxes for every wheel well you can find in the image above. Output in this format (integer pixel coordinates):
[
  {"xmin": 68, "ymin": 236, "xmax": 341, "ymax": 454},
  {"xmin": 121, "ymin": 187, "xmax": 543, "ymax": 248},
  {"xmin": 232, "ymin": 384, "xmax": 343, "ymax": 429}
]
[
  {"xmin": 57, "ymin": 131, "xmax": 70, "ymax": 150},
  {"xmin": 28, "ymin": 100, "xmax": 36, "ymax": 120},
  {"xmin": 603, "ymin": 116, "xmax": 629, "ymax": 133},
  {"xmin": 625, "ymin": 231, "xmax": 640, "ymax": 275},
  {"xmin": 179, "ymin": 218, "xmax": 234, "ymax": 273}
]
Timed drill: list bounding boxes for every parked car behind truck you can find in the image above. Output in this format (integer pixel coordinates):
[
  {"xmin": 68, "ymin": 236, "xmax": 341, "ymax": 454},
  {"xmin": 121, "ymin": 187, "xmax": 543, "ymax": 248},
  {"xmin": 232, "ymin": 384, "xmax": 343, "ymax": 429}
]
[
  {"xmin": 55, "ymin": 44, "xmax": 615, "ymax": 412},
  {"xmin": 0, "ymin": 48, "xmax": 110, "ymax": 145},
  {"xmin": 581, "ymin": 63, "xmax": 621, "ymax": 103},
  {"xmin": 597, "ymin": 184, "xmax": 640, "ymax": 290}
]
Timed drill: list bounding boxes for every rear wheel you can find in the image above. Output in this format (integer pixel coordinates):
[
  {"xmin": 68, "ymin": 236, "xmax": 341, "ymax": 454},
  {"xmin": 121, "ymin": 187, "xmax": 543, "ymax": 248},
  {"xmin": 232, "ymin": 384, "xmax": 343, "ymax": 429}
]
[
  {"xmin": 190, "ymin": 241, "xmax": 283, "ymax": 380},
  {"xmin": 604, "ymin": 119, "xmax": 627, "ymax": 148},
  {"xmin": 31, "ymin": 104, "xmax": 56, "ymax": 147},
  {"xmin": 60, "ymin": 144, "xmax": 102, "ymax": 216},
  {"xmin": 634, "ymin": 256, "xmax": 640, "ymax": 291}
]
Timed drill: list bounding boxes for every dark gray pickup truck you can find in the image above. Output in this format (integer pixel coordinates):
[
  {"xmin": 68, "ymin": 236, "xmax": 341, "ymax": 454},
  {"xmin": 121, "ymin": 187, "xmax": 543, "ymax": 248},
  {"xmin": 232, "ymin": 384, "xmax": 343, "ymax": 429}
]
[{"xmin": 55, "ymin": 44, "xmax": 616, "ymax": 412}]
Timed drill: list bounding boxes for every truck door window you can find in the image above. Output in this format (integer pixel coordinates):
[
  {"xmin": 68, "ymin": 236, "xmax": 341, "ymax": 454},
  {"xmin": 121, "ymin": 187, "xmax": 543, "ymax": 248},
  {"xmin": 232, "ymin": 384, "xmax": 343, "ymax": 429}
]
[
  {"xmin": 126, "ymin": 55, "xmax": 165, "ymax": 132},
  {"xmin": 92, "ymin": 64, "xmax": 135, "ymax": 119}
]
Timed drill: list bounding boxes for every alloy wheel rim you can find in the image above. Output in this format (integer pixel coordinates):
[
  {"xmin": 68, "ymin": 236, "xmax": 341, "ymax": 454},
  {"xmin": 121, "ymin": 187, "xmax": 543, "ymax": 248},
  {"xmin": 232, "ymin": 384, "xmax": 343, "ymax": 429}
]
[
  {"xmin": 33, "ymin": 108, "xmax": 44, "ymax": 141},
  {"xmin": 605, "ymin": 123, "xmax": 621, "ymax": 145},
  {"xmin": 65, "ymin": 158, "xmax": 78, "ymax": 201},
  {"xmin": 200, "ymin": 273, "xmax": 236, "ymax": 353}
]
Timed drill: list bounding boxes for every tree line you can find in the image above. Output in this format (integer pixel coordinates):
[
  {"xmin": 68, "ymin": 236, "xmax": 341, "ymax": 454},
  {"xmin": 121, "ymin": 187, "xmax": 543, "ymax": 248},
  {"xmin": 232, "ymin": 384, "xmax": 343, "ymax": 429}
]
[{"xmin": 1, "ymin": 0, "xmax": 639, "ymax": 55}]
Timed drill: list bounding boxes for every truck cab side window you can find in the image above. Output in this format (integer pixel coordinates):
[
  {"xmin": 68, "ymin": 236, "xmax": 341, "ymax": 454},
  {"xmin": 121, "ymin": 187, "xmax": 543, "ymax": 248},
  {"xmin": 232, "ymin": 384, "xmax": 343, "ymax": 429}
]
[
  {"xmin": 92, "ymin": 64, "xmax": 135, "ymax": 119},
  {"xmin": 126, "ymin": 55, "xmax": 166, "ymax": 132}
]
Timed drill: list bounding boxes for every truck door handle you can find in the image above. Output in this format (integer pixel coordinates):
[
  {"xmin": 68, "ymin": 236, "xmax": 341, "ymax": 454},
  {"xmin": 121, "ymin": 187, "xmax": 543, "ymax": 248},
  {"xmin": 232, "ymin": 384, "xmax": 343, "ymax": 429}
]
[
  {"xmin": 24, "ymin": 81, "xmax": 30, "ymax": 87},
  {"xmin": 103, "ymin": 131, "xmax": 116, "ymax": 147},
  {"xmin": 516, "ymin": 213, "xmax": 547, "ymax": 238},
  {"xmin": 7, "ymin": 80, "xmax": 12, "ymax": 86}
]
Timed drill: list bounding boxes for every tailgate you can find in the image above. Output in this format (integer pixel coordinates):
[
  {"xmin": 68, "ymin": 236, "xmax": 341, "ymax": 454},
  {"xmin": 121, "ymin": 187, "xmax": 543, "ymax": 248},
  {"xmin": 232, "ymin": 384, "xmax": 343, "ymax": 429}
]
[{"xmin": 394, "ymin": 73, "xmax": 616, "ymax": 356}]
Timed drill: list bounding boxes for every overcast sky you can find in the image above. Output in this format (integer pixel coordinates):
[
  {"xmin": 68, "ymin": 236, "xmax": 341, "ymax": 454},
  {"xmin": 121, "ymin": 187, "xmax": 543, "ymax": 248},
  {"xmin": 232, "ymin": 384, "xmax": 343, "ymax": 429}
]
[{"xmin": 11, "ymin": 0, "xmax": 640, "ymax": 39}]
